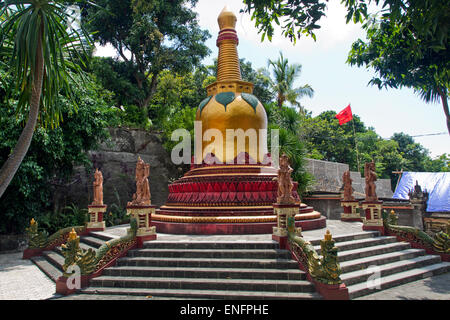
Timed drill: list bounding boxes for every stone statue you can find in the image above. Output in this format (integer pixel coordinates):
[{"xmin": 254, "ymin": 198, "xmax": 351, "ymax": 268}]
[
  {"xmin": 128, "ymin": 157, "xmax": 151, "ymax": 206},
  {"xmin": 342, "ymin": 170, "xmax": 355, "ymax": 201},
  {"xmin": 277, "ymin": 154, "xmax": 295, "ymax": 205},
  {"xmin": 91, "ymin": 169, "xmax": 103, "ymax": 205},
  {"xmin": 364, "ymin": 161, "xmax": 378, "ymax": 202}
]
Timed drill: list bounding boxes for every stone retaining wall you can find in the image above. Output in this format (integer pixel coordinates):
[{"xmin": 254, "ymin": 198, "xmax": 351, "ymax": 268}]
[
  {"xmin": 53, "ymin": 128, "xmax": 181, "ymax": 212},
  {"xmin": 305, "ymin": 158, "xmax": 393, "ymax": 198}
]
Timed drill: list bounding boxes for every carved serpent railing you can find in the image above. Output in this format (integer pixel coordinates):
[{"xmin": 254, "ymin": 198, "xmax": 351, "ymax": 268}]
[
  {"xmin": 25, "ymin": 217, "xmax": 138, "ymax": 279},
  {"xmin": 25, "ymin": 218, "xmax": 87, "ymax": 251},
  {"xmin": 61, "ymin": 218, "xmax": 138, "ymax": 277},
  {"xmin": 287, "ymin": 216, "xmax": 342, "ymax": 285},
  {"xmin": 382, "ymin": 210, "xmax": 449, "ymax": 255}
]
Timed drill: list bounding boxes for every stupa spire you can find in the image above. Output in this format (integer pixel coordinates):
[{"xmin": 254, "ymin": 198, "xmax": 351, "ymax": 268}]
[
  {"xmin": 206, "ymin": 7, "xmax": 253, "ymax": 96},
  {"xmin": 216, "ymin": 6, "xmax": 241, "ymax": 82}
]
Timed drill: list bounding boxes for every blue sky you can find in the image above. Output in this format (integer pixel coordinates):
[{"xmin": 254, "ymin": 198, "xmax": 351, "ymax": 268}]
[{"xmin": 95, "ymin": 0, "xmax": 449, "ymax": 158}]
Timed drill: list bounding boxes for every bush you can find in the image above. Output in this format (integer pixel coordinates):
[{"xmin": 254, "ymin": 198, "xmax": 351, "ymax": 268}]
[{"xmin": 0, "ymin": 74, "xmax": 116, "ymax": 234}]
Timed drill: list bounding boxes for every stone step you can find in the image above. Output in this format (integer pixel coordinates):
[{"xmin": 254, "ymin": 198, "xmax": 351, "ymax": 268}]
[
  {"xmin": 80, "ymin": 236, "xmax": 107, "ymax": 249},
  {"xmin": 90, "ymin": 276, "xmax": 316, "ymax": 293},
  {"xmin": 42, "ymin": 250, "xmax": 65, "ymax": 271},
  {"xmin": 81, "ymin": 286, "xmax": 322, "ymax": 300},
  {"xmin": 142, "ymin": 241, "xmax": 279, "ymax": 250},
  {"xmin": 337, "ymin": 242, "xmax": 411, "ymax": 262},
  {"xmin": 341, "ymin": 255, "xmax": 442, "ymax": 286},
  {"xmin": 314, "ymin": 236, "xmax": 398, "ymax": 254},
  {"xmin": 88, "ymin": 231, "xmax": 115, "ymax": 242},
  {"xmin": 102, "ymin": 266, "xmax": 306, "ymax": 280},
  {"xmin": 348, "ymin": 262, "xmax": 450, "ymax": 299},
  {"xmin": 307, "ymin": 231, "xmax": 379, "ymax": 246},
  {"xmin": 128, "ymin": 248, "xmax": 291, "ymax": 259},
  {"xmin": 30, "ymin": 256, "xmax": 63, "ymax": 282},
  {"xmin": 340, "ymin": 248, "xmax": 426, "ymax": 273},
  {"xmin": 117, "ymin": 256, "xmax": 299, "ymax": 269}
]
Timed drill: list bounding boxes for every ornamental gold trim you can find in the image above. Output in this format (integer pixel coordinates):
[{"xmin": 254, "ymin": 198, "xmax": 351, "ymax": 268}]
[{"xmin": 151, "ymin": 212, "xmax": 320, "ymax": 223}]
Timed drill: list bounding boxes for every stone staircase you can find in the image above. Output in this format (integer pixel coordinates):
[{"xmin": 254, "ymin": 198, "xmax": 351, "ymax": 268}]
[
  {"xmin": 30, "ymin": 232, "xmax": 112, "ymax": 282},
  {"xmin": 30, "ymin": 228, "xmax": 449, "ymax": 300},
  {"xmin": 81, "ymin": 240, "xmax": 321, "ymax": 299},
  {"xmin": 310, "ymin": 231, "xmax": 450, "ymax": 299}
]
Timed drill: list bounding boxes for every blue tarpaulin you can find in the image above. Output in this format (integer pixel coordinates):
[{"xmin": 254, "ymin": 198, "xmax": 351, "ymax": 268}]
[{"xmin": 393, "ymin": 172, "xmax": 450, "ymax": 212}]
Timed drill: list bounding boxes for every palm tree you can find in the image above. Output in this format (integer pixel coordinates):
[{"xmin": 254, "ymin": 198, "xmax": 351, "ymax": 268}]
[
  {"xmin": 268, "ymin": 52, "xmax": 314, "ymax": 113},
  {"xmin": 416, "ymin": 86, "xmax": 449, "ymax": 135},
  {"xmin": 0, "ymin": 1, "xmax": 92, "ymax": 199}
]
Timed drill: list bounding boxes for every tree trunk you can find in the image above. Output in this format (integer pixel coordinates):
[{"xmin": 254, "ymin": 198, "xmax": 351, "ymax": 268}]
[
  {"xmin": 437, "ymin": 88, "xmax": 450, "ymax": 135},
  {"xmin": 0, "ymin": 24, "xmax": 44, "ymax": 199}
]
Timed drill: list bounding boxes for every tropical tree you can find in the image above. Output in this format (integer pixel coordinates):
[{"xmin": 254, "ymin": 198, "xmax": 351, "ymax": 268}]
[
  {"xmin": 242, "ymin": 0, "xmax": 448, "ymax": 48},
  {"xmin": 242, "ymin": 0, "xmax": 449, "ymax": 131},
  {"xmin": 265, "ymin": 103, "xmax": 313, "ymax": 193},
  {"xmin": 81, "ymin": 0, "xmax": 210, "ymax": 120},
  {"xmin": 268, "ymin": 52, "xmax": 314, "ymax": 112},
  {"xmin": 347, "ymin": 17, "xmax": 450, "ymax": 134},
  {"xmin": 0, "ymin": 1, "xmax": 92, "ymax": 199},
  {"xmin": 0, "ymin": 70, "xmax": 115, "ymax": 234}
]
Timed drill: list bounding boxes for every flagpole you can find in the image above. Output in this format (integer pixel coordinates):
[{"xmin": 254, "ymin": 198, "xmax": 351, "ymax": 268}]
[{"xmin": 350, "ymin": 105, "xmax": 361, "ymax": 173}]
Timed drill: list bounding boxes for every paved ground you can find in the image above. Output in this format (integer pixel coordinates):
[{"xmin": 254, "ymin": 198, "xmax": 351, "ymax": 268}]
[
  {"xmin": 355, "ymin": 272, "xmax": 450, "ymax": 300},
  {"xmin": 0, "ymin": 220, "xmax": 448, "ymax": 300},
  {"xmin": 0, "ymin": 252, "xmax": 57, "ymax": 300}
]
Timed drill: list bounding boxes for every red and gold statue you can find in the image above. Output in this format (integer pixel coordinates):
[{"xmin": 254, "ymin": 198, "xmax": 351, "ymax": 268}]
[
  {"xmin": 128, "ymin": 157, "xmax": 151, "ymax": 206},
  {"xmin": 91, "ymin": 169, "xmax": 103, "ymax": 206},
  {"xmin": 277, "ymin": 154, "xmax": 295, "ymax": 205},
  {"xmin": 364, "ymin": 161, "xmax": 378, "ymax": 202},
  {"xmin": 342, "ymin": 170, "xmax": 354, "ymax": 201}
]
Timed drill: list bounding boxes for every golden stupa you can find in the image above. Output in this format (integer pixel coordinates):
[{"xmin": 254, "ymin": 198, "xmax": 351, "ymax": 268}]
[
  {"xmin": 153, "ymin": 7, "xmax": 325, "ymax": 234},
  {"xmin": 196, "ymin": 6, "xmax": 268, "ymax": 164}
]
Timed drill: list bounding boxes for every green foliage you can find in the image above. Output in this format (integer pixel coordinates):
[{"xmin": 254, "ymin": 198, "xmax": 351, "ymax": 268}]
[
  {"xmin": 266, "ymin": 103, "xmax": 313, "ymax": 193},
  {"xmin": 299, "ymin": 110, "xmax": 448, "ymax": 190},
  {"xmin": 242, "ymin": 1, "xmax": 449, "ymax": 131},
  {"xmin": 347, "ymin": 16, "xmax": 449, "ymax": 132},
  {"xmin": 424, "ymin": 154, "xmax": 450, "ymax": 173},
  {"xmin": 149, "ymin": 69, "xmax": 207, "ymax": 129},
  {"xmin": 0, "ymin": 72, "xmax": 115, "ymax": 234},
  {"xmin": 0, "ymin": 0, "xmax": 92, "ymax": 128},
  {"xmin": 300, "ymin": 110, "xmax": 367, "ymax": 170},
  {"xmin": 81, "ymin": 0, "xmax": 211, "ymax": 119},
  {"xmin": 242, "ymin": 1, "xmax": 448, "ymax": 50},
  {"xmin": 240, "ymin": 59, "xmax": 273, "ymax": 105},
  {"xmin": 38, "ymin": 204, "xmax": 88, "ymax": 234},
  {"xmin": 268, "ymin": 52, "xmax": 313, "ymax": 111},
  {"xmin": 241, "ymin": 0, "xmax": 327, "ymax": 42},
  {"xmin": 105, "ymin": 188, "xmax": 129, "ymax": 227}
]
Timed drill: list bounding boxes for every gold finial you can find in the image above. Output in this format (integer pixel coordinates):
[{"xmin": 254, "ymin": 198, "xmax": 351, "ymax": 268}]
[
  {"xmin": 390, "ymin": 209, "xmax": 395, "ymax": 215},
  {"xmin": 30, "ymin": 218, "xmax": 36, "ymax": 225},
  {"xmin": 68, "ymin": 228, "xmax": 78, "ymax": 241},
  {"xmin": 218, "ymin": 6, "xmax": 237, "ymax": 30},
  {"xmin": 324, "ymin": 229, "xmax": 332, "ymax": 241}
]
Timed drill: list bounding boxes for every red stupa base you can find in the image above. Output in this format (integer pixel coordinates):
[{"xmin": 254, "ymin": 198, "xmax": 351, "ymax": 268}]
[
  {"xmin": 152, "ymin": 214, "xmax": 326, "ymax": 235},
  {"xmin": 154, "ymin": 155, "xmax": 326, "ymax": 234}
]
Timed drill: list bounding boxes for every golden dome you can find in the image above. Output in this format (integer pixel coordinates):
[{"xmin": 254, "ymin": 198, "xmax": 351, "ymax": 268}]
[
  {"xmin": 197, "ymin": 7, "xmax": 268, "ymax": 164},
  {"xmin": 218, "ymin": 6, "xmax": 237, "ymax": 30},
  {"xmin": 196, "ymin": 93, "xmax": 268, "ymax": 164}
]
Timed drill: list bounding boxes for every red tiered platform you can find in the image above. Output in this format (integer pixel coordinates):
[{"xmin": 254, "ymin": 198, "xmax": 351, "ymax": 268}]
[{"xmin": 152, "ymin": 154, "xmax": 326, "ymax": 234}]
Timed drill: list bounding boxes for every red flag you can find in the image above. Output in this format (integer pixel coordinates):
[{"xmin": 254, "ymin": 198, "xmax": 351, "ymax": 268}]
[{"xmin": 336, "ymin": 104, "xmax": 353, "ymax": 125}]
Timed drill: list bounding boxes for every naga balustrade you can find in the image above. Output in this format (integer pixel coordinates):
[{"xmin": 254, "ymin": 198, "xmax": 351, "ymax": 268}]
[
  {"xmin": 56, "ymin": 218, "xmax": 139, "ymax": 295},
  {"xmin": 383, "ymin": 210, "xmax": 449, "ymax": 262},
  {"xmin": 285, "ymin": 216, "xmax": 349, "ymax": 300},
  {"xmin": 23, "ymin": 219, "xmax": 88, "ymax": 259}
]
